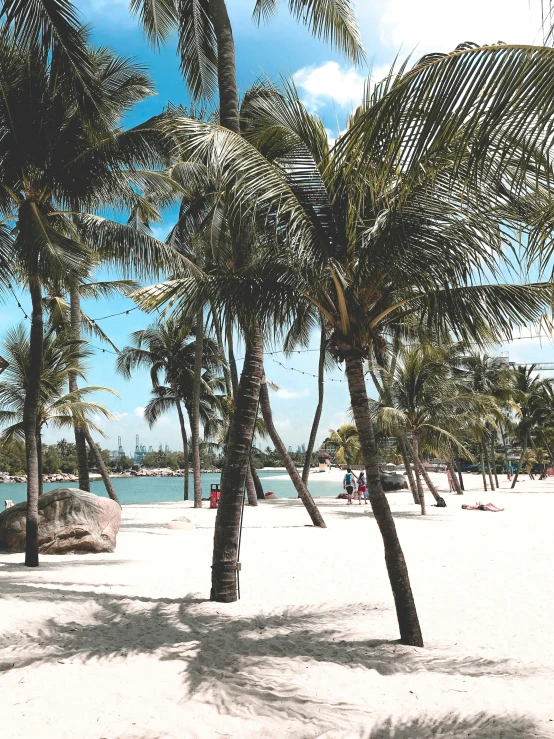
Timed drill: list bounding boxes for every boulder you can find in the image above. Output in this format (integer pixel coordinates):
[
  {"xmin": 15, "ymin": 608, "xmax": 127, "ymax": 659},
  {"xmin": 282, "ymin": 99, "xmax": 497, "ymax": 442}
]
[
  {"xmin": 380, "ymin": 472, "xmax": 407, "ymax": 491},
  {"xmin": 0, "ymin": 488, "xmax": 121, "ymax": 554}
]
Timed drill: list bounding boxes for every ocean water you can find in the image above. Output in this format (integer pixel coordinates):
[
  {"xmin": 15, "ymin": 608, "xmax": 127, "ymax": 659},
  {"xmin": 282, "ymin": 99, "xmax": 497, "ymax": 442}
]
[{"xmin": 1, "ymin": 470, "xmax": 342, "ymax": 506}]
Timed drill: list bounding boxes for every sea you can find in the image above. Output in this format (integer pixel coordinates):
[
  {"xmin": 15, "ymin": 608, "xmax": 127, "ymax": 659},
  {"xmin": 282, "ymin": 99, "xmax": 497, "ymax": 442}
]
[{"xmin": 1, "ymin": 470, "xmax": 342, "ymax": 506}]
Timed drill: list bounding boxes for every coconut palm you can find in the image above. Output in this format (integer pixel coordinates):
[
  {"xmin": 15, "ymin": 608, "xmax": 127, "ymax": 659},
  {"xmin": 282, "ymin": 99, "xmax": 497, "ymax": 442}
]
[
  {"xmin": 375, "ymin": 345, "xmax": 486, "ymax": 514},
  {"xmin": 0, "ymin": 35, "xmax": 186, "ymax": 566},
  {"xmin": 326, "ymin": 424, "xmax": 361, "ymax": 466},
  {"xmin": 135, "ymin": 43, "xmax": 554, "ymax": 642},
  {"xmin": 117, "ymin": 318, "xmax": 224, "ymax": 502},
  {"xmin": 45, "ymin": 277, "xmax": 138, "ymax": 495},
  {"xmin": 0, "ymin": 322, "xmax": 116, "ymax": 498},
  {"xmin": 510, "ymin": 365, "xmax": 552, "ymax": 488},
  {"xmin": 458, "ymin": 353, "xmax": 515, "ymax": 490},
  {"xmin": 131, "ymin": 0, "xmax": 363, "ymax": 133}
]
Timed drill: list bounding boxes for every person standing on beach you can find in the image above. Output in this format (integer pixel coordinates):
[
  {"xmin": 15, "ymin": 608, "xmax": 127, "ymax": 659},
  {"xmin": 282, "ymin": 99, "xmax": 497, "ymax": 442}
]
[
  {"xmin": 356, "ymin": 470, "xmax": 367, "ymax": 504},
  {"xmin": 343, "ymin": 467, "xmax": 357, "ymax": 504}
]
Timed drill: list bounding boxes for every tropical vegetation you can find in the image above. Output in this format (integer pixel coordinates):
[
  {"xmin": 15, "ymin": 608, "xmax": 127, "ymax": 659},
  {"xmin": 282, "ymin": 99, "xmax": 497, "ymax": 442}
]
[{"xmin": 2, "ymin": 0, "xmax": 554, "ymax": 653}]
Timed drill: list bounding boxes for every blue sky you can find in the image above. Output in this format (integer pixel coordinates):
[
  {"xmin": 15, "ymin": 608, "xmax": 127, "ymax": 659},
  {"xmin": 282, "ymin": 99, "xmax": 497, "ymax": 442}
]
[{"xmin": 1, "ymin": 0, "xmax": 551, "ymax": 455}]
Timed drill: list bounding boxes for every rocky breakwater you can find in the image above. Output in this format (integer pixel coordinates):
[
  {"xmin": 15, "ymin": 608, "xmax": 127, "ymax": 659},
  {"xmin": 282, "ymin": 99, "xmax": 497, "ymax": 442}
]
[{"xmin": 0, "ymin": 488, "xmax": 121, "ymax": 554}]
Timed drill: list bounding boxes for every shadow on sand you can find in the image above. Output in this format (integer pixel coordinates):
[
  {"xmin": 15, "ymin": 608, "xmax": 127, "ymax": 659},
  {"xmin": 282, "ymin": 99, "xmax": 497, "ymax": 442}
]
[{"xmin": 1, "ymin": 577, "xmax": 549, "ymax": 733}]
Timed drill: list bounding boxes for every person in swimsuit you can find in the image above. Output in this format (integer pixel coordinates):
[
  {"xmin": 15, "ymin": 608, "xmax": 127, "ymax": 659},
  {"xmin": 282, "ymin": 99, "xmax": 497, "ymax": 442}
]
[{"xmin": 462, "ymin": 502, "xmax": 505, "ymax": 512}]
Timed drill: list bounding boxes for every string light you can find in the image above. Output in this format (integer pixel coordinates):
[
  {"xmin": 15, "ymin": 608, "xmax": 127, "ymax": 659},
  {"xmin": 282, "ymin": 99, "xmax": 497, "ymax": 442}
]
[{"xmin": 90, "ymin": 306, "xmax": 139, "ymax": 321}]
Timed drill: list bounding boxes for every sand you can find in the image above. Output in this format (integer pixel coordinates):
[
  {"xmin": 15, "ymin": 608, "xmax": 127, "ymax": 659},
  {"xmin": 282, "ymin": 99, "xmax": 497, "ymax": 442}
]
[{"xmin": 1, "ymin": 472, "xmax": 554, "ymax": 738}]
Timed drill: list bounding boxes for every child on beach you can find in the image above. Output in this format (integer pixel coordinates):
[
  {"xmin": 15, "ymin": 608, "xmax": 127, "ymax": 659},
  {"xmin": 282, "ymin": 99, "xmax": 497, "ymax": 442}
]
[{"xmin": 343, "ymin": 468, "xmax": 357, "ymax": 504}]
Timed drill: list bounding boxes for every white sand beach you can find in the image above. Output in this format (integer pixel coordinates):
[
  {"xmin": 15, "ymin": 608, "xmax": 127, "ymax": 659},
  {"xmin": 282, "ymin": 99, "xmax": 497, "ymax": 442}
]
[{"xmin": 1, "ymin": 473, "xmax": 554, "ymax": 738}]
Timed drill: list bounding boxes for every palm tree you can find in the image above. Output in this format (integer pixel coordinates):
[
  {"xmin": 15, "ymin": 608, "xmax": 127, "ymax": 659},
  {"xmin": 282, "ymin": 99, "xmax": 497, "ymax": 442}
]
[
  {"xmin": 510, "ymin": 365, "xmax": 550, "ymax": 489},
  {"xmin": 459, "ymin": 352, "xmax": 514, "ymax": 491},
  {"xmin": 117, "ymin": 318, "xmax": 224, "ymax": 502},
  {"xmin": 0, "ymin": 37, "xmax": 185, "ymax": 566},
  {"xmin": 136, "ymin": 43, "xmax": 554, "ymax": 642},
  {"xmin": 326, "ymin": 424, "xmax": 361, "ymax": 466},
  {"xmin": 131, "ymin": 0, "xmax": 363, "ymax": 132},
  {"xmin": 0, "ymin": 322, "xmax": 116, "ymax": 498},
  {"xmin": 45, "ymin": 276, "xmax": 137, "ymax": 495},
  {"xmin": 375, "ymin": 345, "xmax": 484, "ymax": 514}
]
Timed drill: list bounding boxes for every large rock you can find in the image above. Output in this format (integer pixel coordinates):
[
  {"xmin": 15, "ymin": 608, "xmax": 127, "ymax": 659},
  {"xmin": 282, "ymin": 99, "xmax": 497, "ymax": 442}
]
[
  {"xmin": 380, "ymin": 472, "xmax": 407, "ymax": 491},
  {"xmin": 0, "ymin": 488, "xmax": 121, "ymax": 554}
]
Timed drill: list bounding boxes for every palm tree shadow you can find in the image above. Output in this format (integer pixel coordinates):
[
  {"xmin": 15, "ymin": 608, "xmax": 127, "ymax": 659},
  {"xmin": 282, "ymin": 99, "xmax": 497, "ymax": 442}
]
[
  {"xmin": 365, "ymin": 711, "xmax": 550, "ymax": 738},
  {"xmin": 1, "ymin": 580, "xmax": 549, "ymax": 729}
]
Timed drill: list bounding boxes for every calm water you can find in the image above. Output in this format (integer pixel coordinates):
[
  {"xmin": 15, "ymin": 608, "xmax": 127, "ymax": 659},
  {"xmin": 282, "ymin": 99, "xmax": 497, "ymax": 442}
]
[{"xmin": 1, "ymin": 470, "xmax": 342, "ymax": 506}]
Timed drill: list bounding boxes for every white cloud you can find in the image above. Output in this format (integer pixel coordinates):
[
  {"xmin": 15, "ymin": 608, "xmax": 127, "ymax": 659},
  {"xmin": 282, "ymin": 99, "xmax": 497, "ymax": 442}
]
[
  {"xmin": 294, "ymin": 61, "xmax": 365, "ymax": 111},
  {"xmin": 273, "ymin": 387, "xmax": 310, "ymax": 400},
  {"xmin": 134, "ymin": 406, "xmax": 145, "ymax": 418},
  {"xmin": 378, "ymin": 0, "xmax": 542, "ymax": 57}
]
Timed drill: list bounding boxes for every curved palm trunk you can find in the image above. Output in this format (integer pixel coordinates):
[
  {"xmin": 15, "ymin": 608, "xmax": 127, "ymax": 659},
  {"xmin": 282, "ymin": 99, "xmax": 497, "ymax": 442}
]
[
  {"xmin": 483, "ymin": 442, "xmax": 495, "ymax": 490},
  {"xmin": 511, "ymin": 438, "xmax": 527, "ymax": 488},
  {"xmin": 345, "ymin": 355, "xmax": 423, "ymax": 646},
  {"xmin": 251, "ymin": 459, "xmax": 264, "ymax": 499},
  {"xmin": 69, "ymin": 286, "xmax": 90, "ymax": 492},
  {"xmin": 412, "ymin": 435, "xmax": 426, "ymax": 515},
  {"xmin": 399, "ymin": 434, "xmax": 419, "ymax": 504},
  {"xmin": 208, "ymin": 0, "xmax": 240, "ymax": 134},
  {"xmin": 491, "ymin": 435, "xmax": 499, "ymax": 487},
  {"xmin": 417, "ymin": 458, "xmax": 444, "ymax": 503},
  {"xmin": 172, "ymin": 386, "xmax": 189, "ymax": 501},
  {"xmin": 245, "ymin": 465, "xmax": 258, "ymax": 506},
  {"xmin": 302, "ymin": 322, "xmax": 326, "ymax": 487},
  {"xmin": 480, "ymin": 449, "xmax": 488, "ymax": 491},
  {"xmin": 447, "ymin": 459, "xmax": 463, "ymax": 495},
  {"xmin": 192, "ymin": 312, "xmax": 204, "ymax": 507},
  {"xmin": 84, "ymin": 430, "xmax": 120, "ymax": 505},
  {"xmin": 455, "ymin": 453, "xmax": 465, "ymax": 490},
  {"xmin": 23, "ymin": 275, "xmax": 43, "ymax": 567},
  {"xmin": 259, "ymin": 380, "xmax": 325, "ymax": 527},
  {"xmin": 211, "ymin": 328, "xmax": 264, "ymax": 602},
  {"xmin": 226, "ymin": 321, "xmax": 239, "ymax": 396}
]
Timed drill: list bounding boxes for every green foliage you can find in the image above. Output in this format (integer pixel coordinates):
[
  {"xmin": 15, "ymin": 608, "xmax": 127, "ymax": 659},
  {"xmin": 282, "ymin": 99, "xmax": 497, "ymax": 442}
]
[{"xmin": 0, "ymin": 440, "xmax": 26, "ymax": 474}]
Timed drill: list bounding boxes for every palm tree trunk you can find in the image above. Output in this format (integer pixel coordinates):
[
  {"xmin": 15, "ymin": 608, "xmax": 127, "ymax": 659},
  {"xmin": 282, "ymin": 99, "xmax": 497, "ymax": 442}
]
[
  {"xmin": 455, "ymin": 453, "xmax": 465, "ymax": 490},
  {"xmin": 36, "ymin": 426, "xmax": 43, "ymax": 496},
  {"xmin": 172, "ymin": 386, "xmax": 189, "ymax": 501},
  {"xmin": 208, "ymin": 0, "xmax": 240, "ymax": 134},
  {"xmin": 399, "ymin": 434, "xmax": 419, "ymax": 504},
  {"xmin": 480, "ymin": 449, "xmax": 488, "ymax": 491},
  {"xmin": 23, "ymin": 275, "xmax": 43, "ymax": 567},
  {"xmin": 226, "ymin": 320, "xmax": 239, "ymax": 396},
  {"xmin": 211, "ymin": 327, "xmax": 265, "ymax": 602},
  {"xmin": 69, "ymin": 286, "xmax": 90, "ymax": 492},
  {"xmin": 259, "ymin": 380, "xmax": 325, "ymax": 526},
  {"xmin": 192, "ymin": 311, "xmax": 204, "ymax": 507},
  {"xmin": 511, "ymin": 438, "xmax": 527, "ymax": 488},
  {"xmin": 84, "ymin": 430, "xmax": 120, "ymax": 505},
  {"xmin": 302, "ymin": 322, "xmax": 326, "ymax": 487},
  {"xmin": 418, "ymin": 460, "xmax": 443, "ymax": 502},
  {"xmin": 412, "ymin": 435, "xmax": 426, "ymax": 515},
  {"xmin": 483, "ymin": 442, "xmax": 495, "ymax": 490},
  {"xmin": 245, "ymin": 465, "xmax": 258, "ymax": 506},
  {"xmin": 345, "ymin": 354, "xmax": 423, "ymax": 647},
  {"xmin": 447, "ymin": 460, "xmax": 463, "ymax": 495},
  {"xmin": 541, "ymin": 430, "xmax": 554, "ymax": 469},
  {"xmin": 500, "ymin": 423, "xmax": 511, "ymax": 478},
  {"xmin": 251, "ymin": 459, "xmax": 264, "ymax": 499},
  {"xmin": 491, "ymin": 434, "xmax": 499, "ymax": 487}
]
